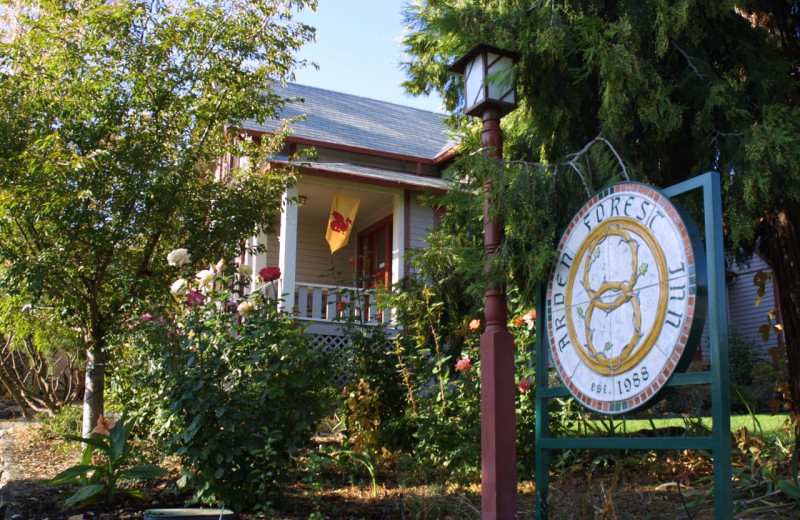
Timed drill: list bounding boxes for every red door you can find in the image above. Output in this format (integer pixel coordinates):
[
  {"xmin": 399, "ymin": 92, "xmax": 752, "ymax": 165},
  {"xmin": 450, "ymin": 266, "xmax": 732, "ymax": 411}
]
[
  {"xmin": 357, "ymin": 217, "xmax": 392, "ymax": 321},
  {"xmin": 358, "ymin": 216, "xmax": 392, "ymax": 289}
]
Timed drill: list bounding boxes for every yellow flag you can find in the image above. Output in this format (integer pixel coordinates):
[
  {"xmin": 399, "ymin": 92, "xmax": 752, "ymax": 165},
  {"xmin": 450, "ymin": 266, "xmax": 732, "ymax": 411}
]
[{"xmin": 325, "ymin": 194, "xmax": 360, "ymax": 253}]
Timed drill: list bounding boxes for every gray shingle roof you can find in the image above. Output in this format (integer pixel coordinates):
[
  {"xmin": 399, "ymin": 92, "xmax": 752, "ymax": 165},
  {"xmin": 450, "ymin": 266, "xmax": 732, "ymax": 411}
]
[
  {"xmin": 240, "ymin": 83, "xmax": 455, "ymax": 161},
  {"xmin": 285, "ymin": 161, "xmax": 450, "ymax": 191}
]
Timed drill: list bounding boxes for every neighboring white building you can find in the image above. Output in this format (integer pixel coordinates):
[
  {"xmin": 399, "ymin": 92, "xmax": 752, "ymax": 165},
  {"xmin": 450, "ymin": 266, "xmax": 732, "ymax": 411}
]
[{"xmin": 696, "ymin": 252, "xmax": 783, "ymax": 363}]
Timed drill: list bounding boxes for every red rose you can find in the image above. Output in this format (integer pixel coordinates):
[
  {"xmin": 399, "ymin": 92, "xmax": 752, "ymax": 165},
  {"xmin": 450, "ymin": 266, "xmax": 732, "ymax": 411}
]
[
  {"xmin": 186, "ymin": 291, "xmax": 206, "ymax": 307},
  {"xmin": 259, "ymin": 266, "xmax": 281, "ymax": 282}
]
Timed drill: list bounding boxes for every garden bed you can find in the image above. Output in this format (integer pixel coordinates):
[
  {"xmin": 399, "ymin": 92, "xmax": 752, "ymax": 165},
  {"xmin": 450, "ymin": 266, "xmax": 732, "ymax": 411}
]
[{"xmin": 2, "ymin": 419, "xmax": 798, "ymax": 519}]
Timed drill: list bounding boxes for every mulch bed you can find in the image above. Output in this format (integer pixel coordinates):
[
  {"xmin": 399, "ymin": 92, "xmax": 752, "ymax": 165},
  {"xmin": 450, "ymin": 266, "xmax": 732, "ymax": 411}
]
[{"xmin": 2, "ymin": 419, "xmax": 799, "ymax": 519}]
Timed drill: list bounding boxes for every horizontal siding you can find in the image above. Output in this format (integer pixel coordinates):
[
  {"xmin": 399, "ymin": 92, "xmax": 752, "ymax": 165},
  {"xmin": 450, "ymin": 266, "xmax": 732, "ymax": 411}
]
[
  {"xmin": 295, "ymin": 215, "xmax": 357, "ymax": 286},
  {"xmin": 251, "ymin": 190, "xmax": 435, "ymax": 289},
  {"xmin": 408, "ymin": 193, "xmax": 435, "ymax": 250},
  {"xmin": 727, "ymin": 256, "xmax": 777, "ymax": 357},
  {"xmin": 697, "ymin": 254, "xmax": 778, "ymax": 362}
]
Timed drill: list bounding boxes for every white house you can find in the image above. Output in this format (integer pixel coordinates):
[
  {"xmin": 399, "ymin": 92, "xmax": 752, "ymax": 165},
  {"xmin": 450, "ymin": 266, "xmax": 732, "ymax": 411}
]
[{"xmin": 230, "ymin": 83, "xmax": 455, "ymax": 343}]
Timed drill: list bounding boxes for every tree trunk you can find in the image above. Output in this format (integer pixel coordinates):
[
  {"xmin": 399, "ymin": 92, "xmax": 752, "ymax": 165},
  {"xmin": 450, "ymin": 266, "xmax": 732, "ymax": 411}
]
[
  {"xmin": 81, "ymin": 342, "xmax": 105, "ymax": 437},
  {"xmin": 759, "ymin": 200, "xmax": 800, "ymax": 432}
]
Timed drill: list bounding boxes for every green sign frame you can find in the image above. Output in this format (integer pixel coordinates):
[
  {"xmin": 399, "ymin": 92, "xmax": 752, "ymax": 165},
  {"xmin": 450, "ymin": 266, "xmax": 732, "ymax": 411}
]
[{"xmin": 534, "ymin": 171, "xmax": 732, "ymax": 519}]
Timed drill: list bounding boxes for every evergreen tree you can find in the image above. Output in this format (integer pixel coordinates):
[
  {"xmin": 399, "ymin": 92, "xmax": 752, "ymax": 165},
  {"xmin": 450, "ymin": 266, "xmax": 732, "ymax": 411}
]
[{"xmin": 402, "ymin": 1, "xmax": 800, "ymax": 419}]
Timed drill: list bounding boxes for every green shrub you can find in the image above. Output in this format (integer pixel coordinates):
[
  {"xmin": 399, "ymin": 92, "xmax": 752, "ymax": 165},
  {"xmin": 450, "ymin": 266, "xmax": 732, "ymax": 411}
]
[
  {"xmin": 37, "ymin": 404, "xmax": 83, "ymax": 439},
  {"xmin": 127, "ymin": 259, "xmax": 337, "ymax": 512},
  {"xmin": 729, "ymin": 329, "xmax": 762, "ymax": 412}
]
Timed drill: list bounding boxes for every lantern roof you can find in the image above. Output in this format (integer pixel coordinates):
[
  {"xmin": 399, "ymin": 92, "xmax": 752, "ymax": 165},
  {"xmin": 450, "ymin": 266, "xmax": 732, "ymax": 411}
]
[{"xmin": 449, "ymin": 43, "xmax": 521, "ymax": 75}]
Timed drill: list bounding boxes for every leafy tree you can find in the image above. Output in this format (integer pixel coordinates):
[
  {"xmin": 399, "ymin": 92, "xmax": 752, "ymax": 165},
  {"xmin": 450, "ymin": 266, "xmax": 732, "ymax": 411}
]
[
  {"xmin": 0, "ymin": 0, "xmax": 316, "ymax": 435},
  {"xmin": 402, "ymin": 1, "xmax": 800, "ymax": 421}
]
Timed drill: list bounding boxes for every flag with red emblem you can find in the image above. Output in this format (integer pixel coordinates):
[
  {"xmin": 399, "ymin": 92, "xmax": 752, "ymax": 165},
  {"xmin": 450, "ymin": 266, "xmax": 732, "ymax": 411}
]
[{"xmin": 325, "ymin": 194, "xmax": 360, "ymax": 253}]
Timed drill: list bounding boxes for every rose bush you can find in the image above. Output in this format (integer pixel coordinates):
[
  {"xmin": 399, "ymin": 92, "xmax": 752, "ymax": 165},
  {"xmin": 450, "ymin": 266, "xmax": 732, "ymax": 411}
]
[{"xmin": 122, "ymin": 255, "xmax": 336, "ymax": 511}]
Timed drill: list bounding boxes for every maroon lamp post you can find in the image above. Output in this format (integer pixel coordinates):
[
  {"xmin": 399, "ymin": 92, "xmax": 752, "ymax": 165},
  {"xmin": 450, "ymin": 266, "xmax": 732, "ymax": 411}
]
[{"xmin": 451, "ymin": 44, "xmax": 520, "ymax": 520}]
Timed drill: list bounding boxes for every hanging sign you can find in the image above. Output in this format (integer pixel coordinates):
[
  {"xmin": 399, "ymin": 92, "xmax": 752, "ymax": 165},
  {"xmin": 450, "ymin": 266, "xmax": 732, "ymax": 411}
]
[{"xmin": 546, "ymin": 182, "xmax": 706, "ymax": 414}]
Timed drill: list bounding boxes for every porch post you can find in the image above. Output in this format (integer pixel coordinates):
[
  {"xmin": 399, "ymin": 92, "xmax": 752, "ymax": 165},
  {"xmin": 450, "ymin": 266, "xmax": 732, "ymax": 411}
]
[
  {"xmin": 391, "ymin": 192, "xmax": 406, "ymax": 283},
  {"xmin": 278, "ymin": 185, "xmax": 298, "ymax": 311}
]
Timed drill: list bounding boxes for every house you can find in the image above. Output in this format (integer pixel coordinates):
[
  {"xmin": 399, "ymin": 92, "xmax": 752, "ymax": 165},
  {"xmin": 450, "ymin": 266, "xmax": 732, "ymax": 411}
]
[
  {"xmin": 226, "ymin": 83, "xmax": 785, "ymax": 367},
  {"xmin": 230, "ymin": 83, "xmax": 455, "ymax": 344},
  {"xmin": 725, "ymin": 254, "xmax": 783, "ymax": 357},
  {"xmin": 696, "ymin": 252, "xmax": 783, "ymax": 363}
]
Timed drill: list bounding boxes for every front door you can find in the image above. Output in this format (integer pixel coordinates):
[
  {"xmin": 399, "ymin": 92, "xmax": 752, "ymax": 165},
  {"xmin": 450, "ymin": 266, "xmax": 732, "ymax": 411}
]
[{"xmin": 358, "ymin": 216, "xmax": 392, "ymax": 289}]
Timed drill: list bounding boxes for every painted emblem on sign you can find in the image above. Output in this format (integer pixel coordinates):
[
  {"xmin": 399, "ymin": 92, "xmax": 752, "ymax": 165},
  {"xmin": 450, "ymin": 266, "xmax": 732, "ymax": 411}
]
[{"xmin": 547, "ymin": 182, "xmax": 706, "ymax": 414}]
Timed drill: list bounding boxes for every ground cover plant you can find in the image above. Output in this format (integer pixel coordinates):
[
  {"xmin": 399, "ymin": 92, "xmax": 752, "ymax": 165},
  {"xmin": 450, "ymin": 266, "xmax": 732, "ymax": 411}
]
[{"xmin": 41, "ymin": 409, "xmax": 167, "ymax": 508}]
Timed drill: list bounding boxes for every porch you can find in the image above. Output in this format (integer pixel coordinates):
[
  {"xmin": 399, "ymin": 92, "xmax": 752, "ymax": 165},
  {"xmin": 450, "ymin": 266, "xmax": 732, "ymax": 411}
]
[{"xmin": 244, "ymin": 173, "xmax": 441, "ymax": 333}]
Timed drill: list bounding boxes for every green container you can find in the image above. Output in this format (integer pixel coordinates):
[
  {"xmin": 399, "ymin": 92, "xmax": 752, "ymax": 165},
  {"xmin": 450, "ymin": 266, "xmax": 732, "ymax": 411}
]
[{"xmin": 143, "ymin": 508, "xmax": 236, "ymax": 520}]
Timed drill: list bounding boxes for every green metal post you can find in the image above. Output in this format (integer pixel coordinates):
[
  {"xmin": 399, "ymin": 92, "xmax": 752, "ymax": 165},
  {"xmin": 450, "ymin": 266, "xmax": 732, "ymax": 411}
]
[
  {"xmin": 706, "ymin": 172, "xmax": 733, "ymax": 519},
  {"xmin": 534, "ymin": 284, "xmax": 550, "ymax": 520}
]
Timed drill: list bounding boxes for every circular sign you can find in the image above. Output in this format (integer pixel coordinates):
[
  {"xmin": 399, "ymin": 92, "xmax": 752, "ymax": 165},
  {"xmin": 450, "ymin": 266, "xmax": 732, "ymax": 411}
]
[{"xmin": 546, "ymin": 182, "xmax": 706, "ymax": 414}]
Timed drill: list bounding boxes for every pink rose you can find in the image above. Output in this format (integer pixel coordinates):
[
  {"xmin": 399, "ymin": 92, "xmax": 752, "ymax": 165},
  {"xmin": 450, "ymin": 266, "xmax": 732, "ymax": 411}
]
[
  {"xmin": 523, "ymin": 310, "xmax": 537, "ymax": 325},
  {"xmin": 455, "ymin": 358, "xmax": 472, "ymax": 372},
  {"xmin": 468, "ymin": 319, "xmax": 481, "ymax": 331},
  {"xmin": 517, "ymin": 378, "xmax": 532, "ymax": 394}
]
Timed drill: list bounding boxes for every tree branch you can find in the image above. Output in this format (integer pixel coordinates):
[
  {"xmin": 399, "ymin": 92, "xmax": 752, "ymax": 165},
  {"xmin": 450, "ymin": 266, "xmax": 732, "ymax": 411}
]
[{"xmin": 671, "ymin": 42, "xmax": 708, "ymax": 79}]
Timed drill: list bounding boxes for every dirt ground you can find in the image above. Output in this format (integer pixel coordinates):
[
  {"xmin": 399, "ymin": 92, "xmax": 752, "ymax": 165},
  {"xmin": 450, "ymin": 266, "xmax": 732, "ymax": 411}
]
[{"xmin": 1, "ymin": 419, "xmax": 798, "ymax": 519}]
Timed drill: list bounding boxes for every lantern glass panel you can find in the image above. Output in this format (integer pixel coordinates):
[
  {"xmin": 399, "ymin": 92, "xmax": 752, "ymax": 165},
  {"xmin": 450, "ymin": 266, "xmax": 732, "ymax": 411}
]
[
  {"xmin": 464, "ymin": 53, "xmax": 485, "ymax": 111},
  {"xmin": 486, "ymin": 53, "xmax": 515, "ymax": 105}
]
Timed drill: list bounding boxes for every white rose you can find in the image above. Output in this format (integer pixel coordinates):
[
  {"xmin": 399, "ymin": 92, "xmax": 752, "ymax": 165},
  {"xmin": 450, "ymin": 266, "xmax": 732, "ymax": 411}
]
[
  {"xmin": 237, "ymin": 264, "xmax": 253, "ymax": 276},
  {"xmin": 237, "ymin": 301, "xmax": 255, "ymax": 316},
  {"xmin": 195, "ymin": 268, "xmax": 215, "ymax": 286},
  {"xmin": 170, "ymin": 278, "xmax": 188, "ymax": 295},
  {"xmin": 215, "ymin": 259, "xmax": 226, "ymax": 272},
  {"xmin": 167, "ymin": 248, "xmax": 191, "ymax": 267}
]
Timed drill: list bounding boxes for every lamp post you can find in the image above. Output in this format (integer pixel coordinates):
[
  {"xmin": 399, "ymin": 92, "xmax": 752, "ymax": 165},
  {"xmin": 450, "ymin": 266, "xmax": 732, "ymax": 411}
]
[{"xmin": 451, "ymin": 44, "xmax": 520, "ymax": 520}]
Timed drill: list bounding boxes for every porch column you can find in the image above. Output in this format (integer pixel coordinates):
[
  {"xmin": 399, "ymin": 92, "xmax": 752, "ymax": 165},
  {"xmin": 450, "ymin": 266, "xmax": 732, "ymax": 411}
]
[
  {"xmin": 391, "ymin": 192, "xmax": 406, "ymax": 284},
  {"xmin": 278, "ymin": 185, "xmax": 298, "ymax": 312}
]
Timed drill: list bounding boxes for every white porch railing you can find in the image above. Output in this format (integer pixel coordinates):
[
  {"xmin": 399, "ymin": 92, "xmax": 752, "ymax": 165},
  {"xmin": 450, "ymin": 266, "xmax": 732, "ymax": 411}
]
[
  {"xmin": 260, "ymin": 280, "xmax": 391, "ymax": 325},
  {"xmin": 294, "ymin": 281, "xmax": 391, "ymax": 325}
]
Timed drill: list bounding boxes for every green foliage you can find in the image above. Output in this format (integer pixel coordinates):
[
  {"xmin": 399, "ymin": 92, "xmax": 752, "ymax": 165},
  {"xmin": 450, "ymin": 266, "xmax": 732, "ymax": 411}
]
[
  {"xmin": 402, "ymin": 1, "xmax": 800, "ymax": 422},
  {"xmin": 403, "ymin": 0, "xmax": 800, "ymax": 278},
  {"xmin": 0, "ymin": 290, "xmax": 84, "ymax": 413},
  {"xmin": 0, "ymin": 291, "xmax": 83, "ymax": 358},
  {"xmin": 0, "ymin": 0, "xmax": 315, "ymax": 431},
  {"xmin": 375, "ymin": 211, "xmax": 538, "ymax": 480},
  {"xmin": 36, "ymin": 404, "xmax": 83, "ymax": 440},
  {"xmin": 729, "ymin": 329, "xmax": 760, "ymax": 411},
  {"xmin": 41, "ymin": 409, "xmax": 167, "ymax": 508},
  {"xmin": 127, "ymin": 259, "xmax": 336, "ymax": 512}
]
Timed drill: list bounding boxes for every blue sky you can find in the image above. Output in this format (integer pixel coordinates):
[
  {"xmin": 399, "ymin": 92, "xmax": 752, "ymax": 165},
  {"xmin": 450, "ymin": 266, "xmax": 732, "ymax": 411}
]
[{"xmin": 292, "ymin": 0, "xmax": 445, "ymax": 113}]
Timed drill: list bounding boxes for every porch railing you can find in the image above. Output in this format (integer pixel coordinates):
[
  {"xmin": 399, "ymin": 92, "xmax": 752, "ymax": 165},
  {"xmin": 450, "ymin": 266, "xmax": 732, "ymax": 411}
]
[{"xmin": 260, "ymin": 280, "xmax": 391, "ymax": 325}]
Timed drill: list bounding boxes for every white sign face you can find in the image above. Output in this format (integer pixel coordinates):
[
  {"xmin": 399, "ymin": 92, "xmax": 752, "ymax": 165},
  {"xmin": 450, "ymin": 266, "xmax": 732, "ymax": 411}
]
[{"xmin": 547, "ymin": 183, "xmax": 703, "ymax": 414}]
